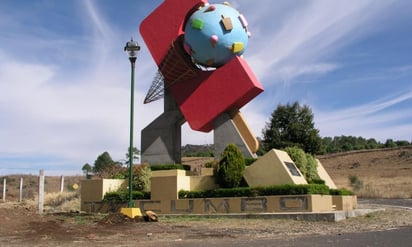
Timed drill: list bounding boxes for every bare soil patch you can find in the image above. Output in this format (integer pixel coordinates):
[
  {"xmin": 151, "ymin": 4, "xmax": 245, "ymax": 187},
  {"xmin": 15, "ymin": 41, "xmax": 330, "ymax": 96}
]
[{"xmin": 0, "ymin": 202, "xmax": 411, "ymax": 246}]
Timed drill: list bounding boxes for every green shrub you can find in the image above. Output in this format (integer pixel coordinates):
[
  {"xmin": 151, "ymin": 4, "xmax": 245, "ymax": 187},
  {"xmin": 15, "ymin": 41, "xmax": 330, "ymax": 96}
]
[
  {"xmin": 178, "ymin": 184, "xmax": 330, "ymax": 199},
  {"xmin": 150, "ymin": 164, "xmax": 189, "ymax": 171},
  {"xmin": 348, "ymin": 175, "xmax": 363, "ymax": 191},
  {"xmin": 103, "ymin": 191, "xmax": 150, "ymax": 202},
  {"xmin": 284, "ymin": 147, "xmax": 308, "ymax": 177},
  {"xmin": 216, "ymin": 143, "xmax": 246, "ymax": 188},
  {"xmin": 305, "ymin": 153, "xmax": 320, "ymax": 182},
  {"xmin": 398, "ymin": 150, "xmax": 410, "ymax": 158},
  {"xmin": 132, "ymin": 164, "xmax": 151, "ymax": 192},
  {"xmin": 204, "ymin": 160, "xmax": 218, "ymax": 168},
  {"xmin": 214, "ymin": 187, "xmax": 254, "ymax": 197},
  {"xmin": 245, "ymin": 158, "xmax": 258, "ymax": 166},
  {"xmin": 284, "ymin": 146, "xmax": 320, "ymax": 183},
  {"xmin": 329, "ymin": 188, "xmax": 354, "ymax": 196},
  {"xmin": 260, "ymin": 184, "xmax": 329, "ymax": 196},
  {"xmin": 310, "ymin": 178, "xmax": 325, "ymax": 185},
  {"xmin": 306, "ymin": 184, "xmax": 330, "ymax": 195},
  {"xmin": 179, "ymin": 190, "xmax": 204, "ymax": 199}
]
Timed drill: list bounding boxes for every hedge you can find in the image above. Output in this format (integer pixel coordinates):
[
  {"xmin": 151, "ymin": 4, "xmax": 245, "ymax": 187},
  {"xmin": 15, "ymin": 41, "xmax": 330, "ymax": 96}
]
[
  {"xmin": 150, "ymin": 164, "xmax": 190, "ymax": 171},
  {"xmin": 329, "ymin": 188, "xmax": 354, "ymax": 196},
  {"xmin": 103, "ymin": 191, "xmax": 151, "ymax": 202},
  {"xmin": 178, "ymin": 184, "xmax": 340, "ymax": 199},
  {"xmin": 103, "ymin": 186, "xmax": 354, "ymax": 202}
]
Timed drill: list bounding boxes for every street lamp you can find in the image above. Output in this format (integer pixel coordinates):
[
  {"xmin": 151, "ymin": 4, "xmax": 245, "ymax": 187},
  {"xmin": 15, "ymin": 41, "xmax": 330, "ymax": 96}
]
[{"xmin": 124, "ymin": 38, "xmax": 140, "ymax": 208}]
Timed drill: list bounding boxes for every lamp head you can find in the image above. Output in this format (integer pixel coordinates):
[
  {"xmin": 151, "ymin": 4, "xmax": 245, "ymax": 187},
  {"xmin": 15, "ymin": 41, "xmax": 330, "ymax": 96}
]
[{"xmin": 124, "ymin": 38, "xmax": 140, "ymax": 58}]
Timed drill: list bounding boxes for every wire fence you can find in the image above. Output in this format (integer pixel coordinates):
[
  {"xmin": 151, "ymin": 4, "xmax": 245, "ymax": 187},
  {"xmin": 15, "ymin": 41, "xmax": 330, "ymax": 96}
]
[{"xmin": 1, "ymin": 170, "xmax": 81, "ymax": 213}]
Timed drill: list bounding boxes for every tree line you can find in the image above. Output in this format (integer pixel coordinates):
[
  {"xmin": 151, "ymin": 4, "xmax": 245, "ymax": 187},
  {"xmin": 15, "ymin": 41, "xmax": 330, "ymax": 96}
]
[
  {"xmin": 261, "ymin": 101, "xmax": 410, "ymax": 155},
  {"xmin": 318, "ymin": 136, "xmax": 410, "ymax": 155}
]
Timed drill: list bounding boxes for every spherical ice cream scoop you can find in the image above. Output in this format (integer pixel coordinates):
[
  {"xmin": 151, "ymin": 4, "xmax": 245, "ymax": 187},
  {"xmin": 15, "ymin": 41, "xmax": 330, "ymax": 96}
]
[{"xmin": 184, "ymin": 3, "xmax": 250, "ymax": 68}]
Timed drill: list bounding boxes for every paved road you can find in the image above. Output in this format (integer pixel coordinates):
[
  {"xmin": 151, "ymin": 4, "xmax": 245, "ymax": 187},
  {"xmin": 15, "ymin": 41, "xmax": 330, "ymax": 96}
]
[
  {"xmin": 358, "ymin": 198, "xmax": 412, "ymax": 209},
  {"xmin": 272, "ymin": 226, "xmax": 410, "ymax": 247},
  {"xmin": 259, "ymin": 227, "xmax": 412, "ymax": 247},
  {"xmin": 166, "ymin": 226, "xmax": 412, "ymax": 247}
]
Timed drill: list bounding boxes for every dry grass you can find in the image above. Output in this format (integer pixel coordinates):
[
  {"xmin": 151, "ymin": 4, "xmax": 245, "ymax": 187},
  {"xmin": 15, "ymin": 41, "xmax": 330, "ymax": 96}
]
[
  {"xmin": 43, "ymin": 191, "xmax": 80, "ymax": 212},
  {"xmin": 319, "ymin": 146, "xmax": 412, "ymax": 198},
  {"xmin": 354, "ymin": 177, "xmax": 412, "ymax": 198},
  {"xmin": 0, "ymin": 174, "xmax": 83, "ymax": 213},
  {"xmin": 10, "ymin": 191, "xmax": 81, "ymax": 213}
]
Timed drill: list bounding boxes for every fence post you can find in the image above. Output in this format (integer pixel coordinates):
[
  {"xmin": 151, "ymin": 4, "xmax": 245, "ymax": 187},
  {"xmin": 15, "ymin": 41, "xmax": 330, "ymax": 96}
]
[
  {"xmin": 2, "ymin": 178, "xmax": 6, "ymax": 202},
  {"xmin": 19, "ymin": 177, "xmax": 23, "ymax": 202},
  {"xmin": 38, "ymin": 170, "xmax": 45, "ymax": 214},
  {"xmin": 60, "ymin": 176, "xmax": 64, "ymax": 193}
]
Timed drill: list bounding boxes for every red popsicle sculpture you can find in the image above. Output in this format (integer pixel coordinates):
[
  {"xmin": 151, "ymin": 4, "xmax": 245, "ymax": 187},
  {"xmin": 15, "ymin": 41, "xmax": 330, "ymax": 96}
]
[{"xmin": 140, "ymin": 0, "xmax": 264, "ymax": 164}]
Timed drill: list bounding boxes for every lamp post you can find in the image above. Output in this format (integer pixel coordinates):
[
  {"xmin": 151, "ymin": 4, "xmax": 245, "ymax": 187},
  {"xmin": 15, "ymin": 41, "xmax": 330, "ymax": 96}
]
[{"xmin": 124, "ymin": 38, "xmax": 140, "ymax": 208}]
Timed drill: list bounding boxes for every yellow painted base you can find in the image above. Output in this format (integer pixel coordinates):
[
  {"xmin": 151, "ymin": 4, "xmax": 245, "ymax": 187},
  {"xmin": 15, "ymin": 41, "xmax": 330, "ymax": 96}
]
[{"xmin": 120, "ymin": 207, "xmax": 143, "ymax": 219}]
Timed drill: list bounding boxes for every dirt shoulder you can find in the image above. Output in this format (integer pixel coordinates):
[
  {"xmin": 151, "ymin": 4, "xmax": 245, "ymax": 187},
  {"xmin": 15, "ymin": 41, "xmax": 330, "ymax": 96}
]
[{"xmin": 1, "ymin": 201, "xmax": 411, "ymax": 247}]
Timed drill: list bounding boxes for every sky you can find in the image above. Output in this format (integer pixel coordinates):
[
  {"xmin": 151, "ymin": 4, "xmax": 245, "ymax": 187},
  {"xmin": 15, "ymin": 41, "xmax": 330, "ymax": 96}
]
[{"xmin": 1, "ymin": 0, "xmax": 411, "ymax": 175}]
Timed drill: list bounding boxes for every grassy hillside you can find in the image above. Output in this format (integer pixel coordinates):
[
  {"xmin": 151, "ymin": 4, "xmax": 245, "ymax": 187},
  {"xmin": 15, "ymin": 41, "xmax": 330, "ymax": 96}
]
[{"xmin": 318, "ymin": 146, "xmax": 412, "ymax": 198}]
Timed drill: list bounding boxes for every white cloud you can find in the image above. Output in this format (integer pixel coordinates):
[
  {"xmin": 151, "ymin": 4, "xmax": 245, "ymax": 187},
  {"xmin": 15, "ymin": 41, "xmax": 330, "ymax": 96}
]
[
  {"xmin": 316, "ymin": 91, "xmax": 412, "ymax": 123},
  {"xmin": 0, "ymin": 60, "xmax": 55, "ymax": 90},
  {"xmin": 314, "ymin": 91, "xmax": 412, "ymax": 141},
  {"xmin": 275, "ymin": 63, "xmax": 339, "ymax": 83},
  {"xmin": 0, "ymin": 49, "xmax": 163, "ymax": 170},
  {"xmin": 243, "ymin": 0, "xmax": 396, "ymax": 83},
  {"xmin": 83, "ymin": 0, "xmax": 114, "ymax": 39}
]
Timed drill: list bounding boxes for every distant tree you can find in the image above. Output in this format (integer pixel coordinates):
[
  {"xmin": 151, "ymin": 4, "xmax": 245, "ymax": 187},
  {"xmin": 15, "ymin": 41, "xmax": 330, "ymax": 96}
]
[
  {"xmin": 181, "ymin": 144, "xmax": 214, "ymax": 157},
  {"xmin": 262, "ymin": 102, "xmax": 321, "ymax": 154},
  {"xmin": 318, "ymin": 136, "xmax": 333, "ymax": 154},
  {"xmin": 125, "ymin": 147, "xmax": 140, "ymax": 165},
  {"xmin": 395, "ymin": 140, "xmax": 410, "ymax": 147},
  {"xmin": 216, "ymin": 143, "xmax": 245, "ymax": 188},
  {"xmin": 384, "ymin": 139, "xmax": 397, "ymax": 148},
  {"xmin": 319, "ymin": 136, "xmax": 410, "ymax": 154},
  {"xmin": 366, "ymin": 138, "xmax": 379, "ymax": 149},
  {"xmin": 82, "ymin": 163, "xmax": 92, "ymax": 176},
  {"xmin": 320, "ymin": 136, "xmax": 385, "ymax": 154},
  {"xmin": 255, "ymin": 137, "xmax": 266, "ymax": 156},
  {"xmin": 94, "ymin": 151, "xmax": 116, "ymax": 174}
]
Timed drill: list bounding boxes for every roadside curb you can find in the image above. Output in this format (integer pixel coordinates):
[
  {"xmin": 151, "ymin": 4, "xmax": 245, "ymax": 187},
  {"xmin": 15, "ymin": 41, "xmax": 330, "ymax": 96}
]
[{"xmin": 159, "ymin": 208, "xmax": 385, "ymax": 222}]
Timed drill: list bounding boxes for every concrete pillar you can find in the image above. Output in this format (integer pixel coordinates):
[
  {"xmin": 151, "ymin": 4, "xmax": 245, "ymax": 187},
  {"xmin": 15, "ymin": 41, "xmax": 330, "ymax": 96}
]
[
  {"xmin": 60, "ymin": 176, "xmax": 64, "ymax": 193},
  {"xmin": 2, "ymin": 178, "xmax": 6, "ymax": 202},
  {"xmin": 19, "ymin": 177, "xmax": 23, "ymax": 202},
  {"xmin": 38, "ymin": 170, "xmax": 44, "ymax": 214},
  {"xmin": 141, "ymin": 90, "xmax": 185, "ymax": 165}
]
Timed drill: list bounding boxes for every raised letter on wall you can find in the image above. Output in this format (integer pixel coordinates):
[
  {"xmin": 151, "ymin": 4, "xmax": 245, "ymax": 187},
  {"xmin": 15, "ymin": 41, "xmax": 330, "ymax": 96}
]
[
  {"xmin": 204, "ymin": 199, "xmax": 230, "ymax": 213},
  {"xmin": 241, "ymin": 198, "xmax": 267, "ymax": 212},
  {"xmin": 171, "ymin": 200, "xmax": 194, "ymax": 213}
]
